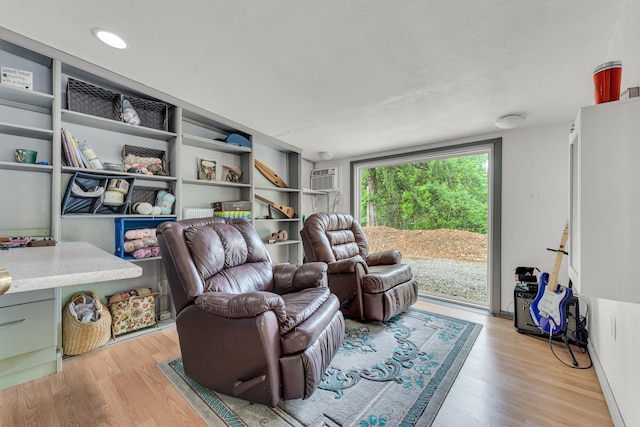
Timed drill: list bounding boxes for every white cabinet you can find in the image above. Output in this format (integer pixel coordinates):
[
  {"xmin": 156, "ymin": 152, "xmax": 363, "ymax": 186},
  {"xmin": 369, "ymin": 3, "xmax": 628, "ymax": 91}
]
[
  {"xmin": 0, "ymin": 289, "xmax": 57, "ymax": 389},
  {"xmin": 568, "ymin": 98, "xmax": 640, "ymax": 303}
]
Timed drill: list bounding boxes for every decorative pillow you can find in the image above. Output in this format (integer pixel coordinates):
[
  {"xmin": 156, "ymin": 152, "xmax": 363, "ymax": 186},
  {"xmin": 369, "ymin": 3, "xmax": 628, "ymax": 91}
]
[{"xmin": 108, "ymin": 287, "xmax": 158, "ymax": 337}]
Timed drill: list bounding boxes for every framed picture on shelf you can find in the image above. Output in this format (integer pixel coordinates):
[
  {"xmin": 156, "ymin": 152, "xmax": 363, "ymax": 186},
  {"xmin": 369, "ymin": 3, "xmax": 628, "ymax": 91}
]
[
  {"xmin": 222, "ymin": 164, "xmax": 242, "ymax": 183},
  {"xmin": 198, "ymin": 158, "xmax": 217, "ymax": 181}
]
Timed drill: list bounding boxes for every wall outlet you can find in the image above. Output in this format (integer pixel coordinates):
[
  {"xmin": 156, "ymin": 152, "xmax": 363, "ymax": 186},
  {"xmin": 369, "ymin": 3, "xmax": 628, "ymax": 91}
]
[{"xmin": 159, "ymin": 311, "xmax": 172, "ymax": 321}]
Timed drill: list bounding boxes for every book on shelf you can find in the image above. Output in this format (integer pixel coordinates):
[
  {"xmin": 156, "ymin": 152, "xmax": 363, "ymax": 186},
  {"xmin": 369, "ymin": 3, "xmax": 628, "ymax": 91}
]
[
  {"xmin": 211, "ymin": 200, "xmax": 251, "ymax": 211},
  {"xmin": 62, "ymin": 129, "xmax": 80, "ymax": 167},
  {"xmin": 61, "ymin": 128, "xmax": 104, "ymax": 170},
  {"xmin": 197, "ymin": 157, "xmax": 217, "ymax": 181},
  {"xmin": 213, "ymin": 211, "xmax": 251, "ymax": 220}
]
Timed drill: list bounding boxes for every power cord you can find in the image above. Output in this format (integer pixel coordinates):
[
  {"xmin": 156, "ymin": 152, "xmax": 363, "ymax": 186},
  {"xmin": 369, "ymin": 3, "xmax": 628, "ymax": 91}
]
[
  {"xmin": 571, "ymin": 311, "xmax": 590, "ymax": 351},
  {"xmin": 548, "ymin": 299, "xmax": 593, "ymax": 369}
]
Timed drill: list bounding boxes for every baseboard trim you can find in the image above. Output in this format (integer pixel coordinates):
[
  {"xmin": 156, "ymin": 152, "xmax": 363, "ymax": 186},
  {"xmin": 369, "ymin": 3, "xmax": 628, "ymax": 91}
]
[{"xmin": 589, "ymin": 343, "xmax": 626, "ymax": 427}]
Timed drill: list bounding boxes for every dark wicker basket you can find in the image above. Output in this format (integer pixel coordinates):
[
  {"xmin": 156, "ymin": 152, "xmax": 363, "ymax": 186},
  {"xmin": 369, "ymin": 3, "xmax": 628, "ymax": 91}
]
[
  {"xmin": 121, "ymin": 145, "xmax": 168, "ymax": 176},
  {"xmin": 120, "ymin": 95, "xmax": 168, "ymax": 131},
  {"xmin": 128, "ymin": 186, "xmax": 172, "ymax": 214},
  {"xmin": 67, "ymin": 78, "xmax": 120, "ymax": 121},
  {"xmin": 67, "ymin": 78, "xmax": 169, "ymax": 131}
]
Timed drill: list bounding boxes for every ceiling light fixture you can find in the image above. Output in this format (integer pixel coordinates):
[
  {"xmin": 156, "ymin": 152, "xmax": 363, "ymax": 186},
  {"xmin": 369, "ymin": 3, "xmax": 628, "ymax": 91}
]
[
  {"xmin": 319, "ymin": 151, "xmax": 334, "ymax": 161},
  {"xmin": 92, "ymin": 29, "xmax": 127, "ymax": 49},
  {"xmin": 495, "ymin": 114, "xmax": 526, "ymax": 129}
]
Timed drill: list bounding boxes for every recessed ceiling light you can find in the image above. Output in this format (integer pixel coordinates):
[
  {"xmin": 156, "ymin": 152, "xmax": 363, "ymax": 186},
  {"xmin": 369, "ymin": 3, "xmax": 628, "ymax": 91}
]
[
  {"xmin": 495, "ymin": 114, "xmax": 526, "ymax": 129},
  {"xmin": 93, "ymin": 29, "xmax": 127, "ymax": 49}
]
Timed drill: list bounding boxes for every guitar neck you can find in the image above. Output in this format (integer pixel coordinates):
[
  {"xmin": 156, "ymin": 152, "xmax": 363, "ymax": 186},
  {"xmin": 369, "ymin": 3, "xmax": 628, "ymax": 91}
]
[
  {"xmin": 548, "ymin": 222, "xmax": 569, "ymax": 291},
  {"xmin": 254, "ymin": 195, "xmax": 296, "ymax": 219},
  {"xmin": 254, "ymin": 194, "xmax": 272, "ymax": 206}
]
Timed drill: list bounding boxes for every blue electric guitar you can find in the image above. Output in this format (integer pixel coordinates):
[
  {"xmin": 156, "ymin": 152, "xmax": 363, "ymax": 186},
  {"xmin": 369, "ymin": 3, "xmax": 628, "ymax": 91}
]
[{"xmin": 530, "ymin": 222, "xmax": 573, "ymax": 335}]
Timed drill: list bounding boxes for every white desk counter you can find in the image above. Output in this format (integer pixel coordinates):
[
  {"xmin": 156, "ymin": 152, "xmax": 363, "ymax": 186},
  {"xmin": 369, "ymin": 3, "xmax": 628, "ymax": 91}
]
[{"xmin": 0, "ymin": 241, "xmax": 142, "ymax": 294}]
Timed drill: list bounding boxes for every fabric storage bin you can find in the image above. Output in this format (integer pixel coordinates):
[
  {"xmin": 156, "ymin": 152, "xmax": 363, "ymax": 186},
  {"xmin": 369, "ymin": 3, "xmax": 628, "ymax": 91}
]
[
  {"xmin": 107, "ymin": 287, "xmax": 159, "ymax": 337},
  {"xmin": 120, "ymin": 94, "xmax": 169, "ymax": 131},
  {"xmin": 114, "ymin": 217, "xmax": 175, "ymax": 259},
  {"xmin": 62, "ymin": 291, "xmax": 112, "ymax": 356},
  {"xmin": 67, "ymin": 78, "xmax": 120, "ymax": 121},
  {"xmin": 62, "ymin": 171, "xmax": 135, "ymax": 214}
]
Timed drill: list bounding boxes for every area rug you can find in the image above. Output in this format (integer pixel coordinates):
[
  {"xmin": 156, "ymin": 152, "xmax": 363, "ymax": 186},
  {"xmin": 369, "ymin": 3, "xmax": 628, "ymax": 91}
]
[{"xmin": 158, "ymin": 307, "xmax": 482, "ymax": 427}]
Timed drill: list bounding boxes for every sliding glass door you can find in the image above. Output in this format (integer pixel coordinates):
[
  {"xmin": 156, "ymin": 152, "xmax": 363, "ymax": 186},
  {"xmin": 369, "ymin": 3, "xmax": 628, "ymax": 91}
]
[{"xmin": 352, "ymin": 139, "xmax": 501, "ymax": 311}]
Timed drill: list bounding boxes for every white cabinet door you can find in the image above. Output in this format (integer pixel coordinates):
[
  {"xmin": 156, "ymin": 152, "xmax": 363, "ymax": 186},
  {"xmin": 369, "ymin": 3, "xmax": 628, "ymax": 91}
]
[{"xmin": 571, "ymin": 98, "xmax": 640, "ymax": 302}]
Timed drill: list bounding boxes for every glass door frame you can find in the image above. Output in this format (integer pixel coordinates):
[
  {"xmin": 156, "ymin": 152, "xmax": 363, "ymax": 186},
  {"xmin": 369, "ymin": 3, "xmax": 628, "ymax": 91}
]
[{"xmin": 350, "ymin": 138, "xmax": 501, "ymax": 314}]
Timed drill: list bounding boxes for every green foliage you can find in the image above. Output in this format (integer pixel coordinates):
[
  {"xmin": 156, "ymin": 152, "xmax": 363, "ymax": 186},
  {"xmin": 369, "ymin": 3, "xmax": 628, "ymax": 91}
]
[{"xmin": 360, "ymin": 154, "xmax": 488, "ymax": 234}]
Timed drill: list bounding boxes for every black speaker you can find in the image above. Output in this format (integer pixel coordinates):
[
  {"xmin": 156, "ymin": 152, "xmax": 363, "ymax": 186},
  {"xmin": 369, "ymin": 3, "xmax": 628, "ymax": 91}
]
[{"xmin": 514, "ymin": 285, "xmax": 579, "ymax": 343}]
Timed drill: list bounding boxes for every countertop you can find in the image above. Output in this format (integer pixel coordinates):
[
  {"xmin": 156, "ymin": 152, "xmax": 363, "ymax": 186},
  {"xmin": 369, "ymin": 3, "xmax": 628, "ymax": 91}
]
[{"xmin": 0, "ymin": 241, "xmax": 143, "ymax": 294}]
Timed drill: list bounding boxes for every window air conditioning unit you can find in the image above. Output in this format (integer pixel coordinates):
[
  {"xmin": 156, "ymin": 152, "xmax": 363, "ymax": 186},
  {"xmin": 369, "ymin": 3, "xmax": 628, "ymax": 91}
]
[{"xmin": 310, "ymin": 168, "xmax": 339, "ymax": 192}]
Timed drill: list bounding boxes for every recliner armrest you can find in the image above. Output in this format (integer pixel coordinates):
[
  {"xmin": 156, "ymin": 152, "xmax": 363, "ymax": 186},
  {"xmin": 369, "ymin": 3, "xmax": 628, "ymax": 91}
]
[
  {"xmin": 327, "ymin": 256, "xmax": 369, "ymax": 274},
  {"xmin": 273, "ymin": 262, "xmax": 328, "ymax": 294},
  {"xmin": 196, "ymin": 291, "xmax": 286, "ymax": 322},
  {"xmin": 367, "ymin": 249, "xmax": 402, "ymax": 266}
]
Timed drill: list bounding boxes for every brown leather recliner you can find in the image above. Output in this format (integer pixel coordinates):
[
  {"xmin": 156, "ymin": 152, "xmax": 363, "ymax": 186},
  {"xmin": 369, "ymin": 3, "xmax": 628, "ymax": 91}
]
[
  {"xmin": 156, "ymin": 217, "xmax": 344, "ymax": 408},
  {"xmin": 300, "ymin": 212, "xmax": 418, "ymax": 321}
]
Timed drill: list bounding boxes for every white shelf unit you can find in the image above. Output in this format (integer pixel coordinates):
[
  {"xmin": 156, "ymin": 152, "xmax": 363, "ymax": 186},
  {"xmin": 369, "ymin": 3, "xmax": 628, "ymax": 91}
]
[
  {"xmin": 568, "ymin": 97, "xmax": 640, "ymax": 303},
  {"xmin": 0, "ymin": 39, "xmax": 54, "ymax": 238},
  {"xmin": 179, "ymin": 108, "xmax": 253, "ymax": 219},
  {"xmin": 253, "ymin": 139, "xmax": 302, "ymax": 264},
  {"xmin": 58, "ymin": 66, "xmax": 179, "ymax": 260},
  {"xmin": 0, "ymin": 37, "xmax": 56, "ymax": 388}
]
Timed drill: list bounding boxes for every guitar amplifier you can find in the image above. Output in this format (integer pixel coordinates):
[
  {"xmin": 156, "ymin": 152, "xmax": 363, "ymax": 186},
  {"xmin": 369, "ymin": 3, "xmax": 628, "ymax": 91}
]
[{"xmin": 514, "ymin": 285, "xmax": 579, "ymax": 343}]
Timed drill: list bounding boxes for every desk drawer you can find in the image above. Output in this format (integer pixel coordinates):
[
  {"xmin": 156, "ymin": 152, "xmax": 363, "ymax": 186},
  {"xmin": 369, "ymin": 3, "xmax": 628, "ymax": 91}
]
[{"xmin": 0, "ymin": 299, "xmax": 56, "ymax": 360}]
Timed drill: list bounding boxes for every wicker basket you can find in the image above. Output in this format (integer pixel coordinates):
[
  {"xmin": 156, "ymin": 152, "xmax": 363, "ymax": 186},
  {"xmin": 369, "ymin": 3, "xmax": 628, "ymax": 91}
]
[
  {"xmin": 62, "ymin": 291, "xmax": 112, "ymax": 356},
  {"xmin": 121, "ymin": 145, "xmax": 168, "ymax": 176},
  {"xmin": 128, "ymin": 186, "xmax": 172, "ymax": 214},
  {"xmin": 67, "ymin": 78, "xmax": 120, "ymax": 121},
  {"xmin": 120, "ymin": 95, "xmax": 168, "ymax": 131}
]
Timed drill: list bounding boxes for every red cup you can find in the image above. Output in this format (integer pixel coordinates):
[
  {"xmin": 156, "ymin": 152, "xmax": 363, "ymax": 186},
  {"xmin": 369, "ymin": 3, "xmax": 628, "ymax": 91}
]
[{"xmin": 593, "ymin": 61, "xmax": 622, "ymax": 104}]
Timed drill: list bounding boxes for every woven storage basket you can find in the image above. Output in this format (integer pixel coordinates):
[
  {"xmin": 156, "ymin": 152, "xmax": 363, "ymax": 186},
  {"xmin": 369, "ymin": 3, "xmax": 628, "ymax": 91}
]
[
  {"xmin": 120, "ymin": 95, "xmax": 168, "ymax": 131},
  {"xmin": 121, "ymin": 145, "xmax": 168, "ymax": 176},
  {"xmin": 67, "ymin": 78, "xmax": 120, "ymax": 121},
  {"xmin": 128, "ymin": 186, "xmax": 172, "ymax": 214},
  {"xmin": 62, "ymin": 291, "xmax": 112, "ymax": 356}
]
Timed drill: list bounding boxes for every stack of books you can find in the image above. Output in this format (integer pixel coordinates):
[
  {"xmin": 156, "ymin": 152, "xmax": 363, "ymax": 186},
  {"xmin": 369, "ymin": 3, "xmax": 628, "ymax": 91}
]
[
  {"xmin": 213, "ymin": 211, "xmax": 251, "ymax": 220},
  {"xmin": 61, "ymin": 128, "xmax": 104, "ymax": 169}
]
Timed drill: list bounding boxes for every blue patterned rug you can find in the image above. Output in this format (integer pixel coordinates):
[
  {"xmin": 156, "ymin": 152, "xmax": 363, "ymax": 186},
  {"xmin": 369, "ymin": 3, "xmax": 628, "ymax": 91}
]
[{"xmin": 158, "ymin": 307, "xmax": 482, "ymax": 426}]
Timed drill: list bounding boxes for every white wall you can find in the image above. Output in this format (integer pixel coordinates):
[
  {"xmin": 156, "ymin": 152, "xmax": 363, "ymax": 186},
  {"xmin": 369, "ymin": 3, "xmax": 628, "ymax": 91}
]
[
  {"xmin": 309, "ymin": 121, "xmax": 636, "ymax": 425},
  {"xmin": 500, "ymin": 124, "xmax": 570, "ymax": 312}
]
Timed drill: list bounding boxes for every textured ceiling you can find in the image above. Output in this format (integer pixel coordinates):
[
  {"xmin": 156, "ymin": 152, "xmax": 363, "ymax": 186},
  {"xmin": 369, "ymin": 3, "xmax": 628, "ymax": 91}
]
[{"xmin": 1, "ymin": 1, "xmax": 638, "ymax": 160}]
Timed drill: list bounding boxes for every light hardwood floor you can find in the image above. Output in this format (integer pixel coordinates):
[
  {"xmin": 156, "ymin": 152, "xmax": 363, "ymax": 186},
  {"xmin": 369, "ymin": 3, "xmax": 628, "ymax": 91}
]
[{"xmin": 0, "ymin": 299, "xmax": 613, "ymax": 427}]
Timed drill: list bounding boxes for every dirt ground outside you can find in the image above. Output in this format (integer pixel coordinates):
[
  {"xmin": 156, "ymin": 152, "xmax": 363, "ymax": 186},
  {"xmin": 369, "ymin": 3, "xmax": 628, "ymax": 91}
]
[{"xmin": 362, "ymin": 226, "xmax": 489, "ymax": 304}]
